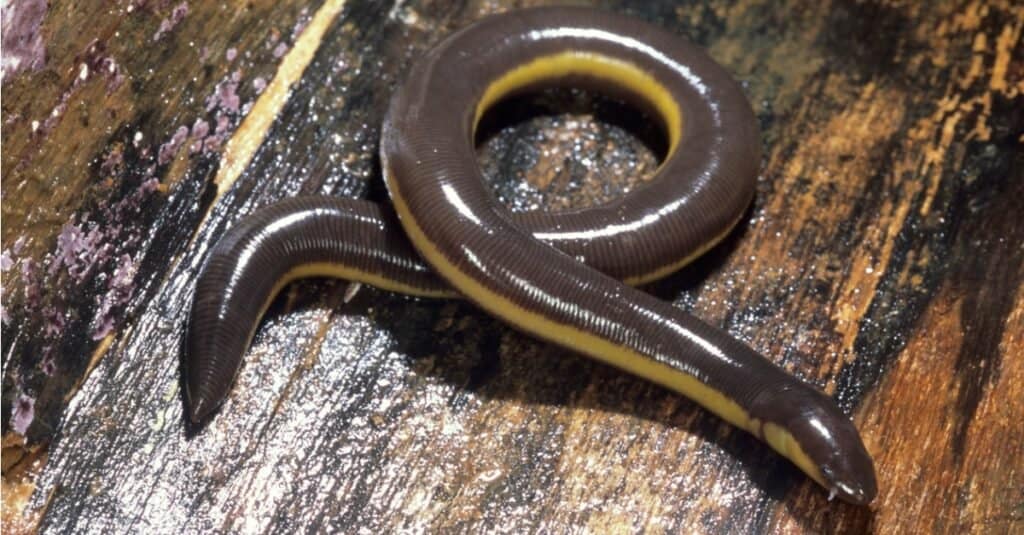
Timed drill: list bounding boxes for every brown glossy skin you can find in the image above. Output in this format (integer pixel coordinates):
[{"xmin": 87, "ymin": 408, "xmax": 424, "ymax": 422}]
[{"xmin": 187, "ymin": 7, "xmax": 876, "ymax": 505}]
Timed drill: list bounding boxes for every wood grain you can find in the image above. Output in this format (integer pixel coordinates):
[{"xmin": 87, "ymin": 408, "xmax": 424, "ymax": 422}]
[{"xmin": 3, "ymin": 0, "xmax": 1022, "ymax": 533}]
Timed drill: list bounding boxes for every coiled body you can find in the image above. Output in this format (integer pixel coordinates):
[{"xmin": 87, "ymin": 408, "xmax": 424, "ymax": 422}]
[{"xmin": 187, "ymin": 7, "xmax": 876, "ymax": 504}]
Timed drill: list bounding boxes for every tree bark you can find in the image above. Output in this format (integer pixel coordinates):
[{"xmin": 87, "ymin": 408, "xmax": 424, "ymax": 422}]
[{"xmin": 2, "ymin": 0, "xmax": 1022, "ymax": 532}]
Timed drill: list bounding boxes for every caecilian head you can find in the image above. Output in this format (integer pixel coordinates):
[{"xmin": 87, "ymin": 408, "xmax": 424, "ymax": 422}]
[{"xmin": 757, "ymin": 385, "xmax": 878, "ymax": 505}]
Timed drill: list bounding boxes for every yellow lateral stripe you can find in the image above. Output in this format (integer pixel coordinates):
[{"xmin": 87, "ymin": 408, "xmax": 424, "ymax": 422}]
[
  {"xmin": 473, "ymin": 50, "xmax": 727, "ymax": 286},
  {"xmin": 763, "ymin": 423, "xmax": 829, "ymax": 489},
  {"xmin": 389, "ymin": 171, "xmax": 827, "ymax": 485},
  {"xmin": 387, "ymin": 167, "xmax": 752, "ymax": 436},
  {"xmin": 248, "ymin": 260, "xmax": 456, "ymax": 359},
  {"xmin": 474, "ymin": 51, "xmax": 683, "ymax": 154},
  {"xmin": 233, "ymin": 260, "xmax": 456, "ymax": 386},
  {"xmin": 278, "ymin": 262, "xmax": 456, "ymax": 299}
]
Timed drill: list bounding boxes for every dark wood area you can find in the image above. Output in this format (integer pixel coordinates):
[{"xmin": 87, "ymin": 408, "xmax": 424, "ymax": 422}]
[{"xmin": 3, "ymin": 1, "xmax": 1022, "ymax": 532}]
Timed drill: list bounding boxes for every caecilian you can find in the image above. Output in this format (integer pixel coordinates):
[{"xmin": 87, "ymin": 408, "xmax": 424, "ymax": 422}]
[{"xmin": 186, "ymin": 7, "xmax": 877, "ymax": 505}]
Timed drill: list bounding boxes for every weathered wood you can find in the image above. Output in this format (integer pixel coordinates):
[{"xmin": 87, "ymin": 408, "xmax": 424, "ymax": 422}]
[{"xmin": 3, "ymin": 0, "xmax": 1022, "ymax": 533}]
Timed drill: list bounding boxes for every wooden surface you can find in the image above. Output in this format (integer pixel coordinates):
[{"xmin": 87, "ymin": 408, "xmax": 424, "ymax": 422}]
[{"xmin": 3, "ymin": 0, "xmax": 1023, "ymax": 533}]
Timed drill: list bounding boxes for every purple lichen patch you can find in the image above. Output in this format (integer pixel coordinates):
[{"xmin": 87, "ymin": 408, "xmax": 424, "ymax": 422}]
[
  {"xmin": 290, "ymin": 7, "xmax": 311, "ymax": 40},
  {"xmin": 31, "ymin": 40, "xmax": 125, "ymax": 139},
  {"xmin": 3, "ymin": 247, "xmax": 24, "ymax": 324},
  {"xmin": 21, "ymin": 257, "xmax": 41, "ymax": 308},
  {"xmin": 215, "ymin": 113, "xmax": 231, "ymax": 134},
  {"xmin": 3, "ymin": 23, "xmax": 273, "ymax": 417},
  {"xmin": 42, "ymin": 305, "xmax": 66, "ymax": 338},
  {"xmin": 40, "ymin": 351, "xmax": 57, "ymax": 376},
  {"xmin": 1, "ymin": 5, "xmax": 288, "ymax": 441},
  {"xmin": 159, "ymin": 83, "xmax": 255, "ymax": 162},
  {"xmin": 153, "ymin": 2, "xmax": 190, "ymax": 42},
  {"xmin": 79, "ymin": 40, "xmax": 125, "ymax": 95},
  {"xmin": 158, "ymin": 126, "xmax": 190, "ymax": 165},
  {"xmin": 5, "ymin": 172, "xmax": 162, "ymax": 383},
  {"xmin": 99, "ymin": 56, "xmax": 125, "ymax": 94},
  {"xmin": 191, "ymin": 118, "xmax": 210, "ymax": 139},
  {"xmin": 190, "ymin": 69, "xmax": 254, "ymax": 153},
  {"xmin": 1, "ymin": 175, "xmax": 158, "ymax": 441},
  {"xmin": 91, "ymin": 254, "xmax": 137, "ymax": 340},
  {"xmin": 100, "ymin": 144, "xmax": 126, "ymax": 176},
  {"xmin": 206, "ymin": 75, "xmax": 241, "ymax": 113},
  {"xmin": 257, "ymin": 7, "xmax": 307, "ymax": 62},
  {"xmin": 11, "ymin": 393, "xmax": 36, "ymax": 436},
  {"xmin": 189, "ymin": 118, "xmax": 210, "ymax": 153},
  {"xmin": 52, "ymin": 220, "xmax": 109, "ymax": 282},
  {"xmin": 0, "ymin": 0, "xmax": 48, "ymax": 81}
]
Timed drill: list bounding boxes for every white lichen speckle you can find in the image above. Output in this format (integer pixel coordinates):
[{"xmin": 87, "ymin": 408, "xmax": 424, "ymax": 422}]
[{"xmin": 153, "ymin": 2, "xmax": 190, "ymax": 41}]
